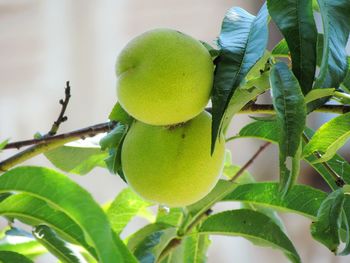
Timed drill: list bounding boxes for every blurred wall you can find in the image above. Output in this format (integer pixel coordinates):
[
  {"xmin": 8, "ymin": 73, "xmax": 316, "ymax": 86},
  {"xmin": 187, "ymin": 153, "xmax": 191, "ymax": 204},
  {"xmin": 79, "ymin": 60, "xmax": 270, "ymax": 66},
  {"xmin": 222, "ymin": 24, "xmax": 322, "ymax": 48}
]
[{"xmin": 0, "ymin": 1, "xmax": 348, "ymax": 262}]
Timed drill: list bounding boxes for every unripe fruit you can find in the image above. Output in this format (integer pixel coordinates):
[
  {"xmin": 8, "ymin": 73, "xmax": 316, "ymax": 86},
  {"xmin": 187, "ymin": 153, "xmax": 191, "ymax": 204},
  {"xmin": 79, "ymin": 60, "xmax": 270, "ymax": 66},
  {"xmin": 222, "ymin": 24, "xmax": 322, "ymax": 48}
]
[
  {"xmin": 121, "ymin": 112, "xmax": 225, "ymax": 207},
  {"xmin": 116, "ymin": 28, "xmax": 214, "ymax": 126}
]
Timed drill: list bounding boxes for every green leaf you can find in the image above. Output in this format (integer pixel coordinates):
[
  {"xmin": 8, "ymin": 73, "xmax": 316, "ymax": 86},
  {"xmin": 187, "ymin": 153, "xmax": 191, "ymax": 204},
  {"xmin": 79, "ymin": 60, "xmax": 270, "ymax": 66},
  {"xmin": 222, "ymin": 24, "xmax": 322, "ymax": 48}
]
[
  {"xmin": 222, "ymin": 72, "xmax": 270, "ymax": 133},
  {"xmin": 303, "ymin": 128, "xmax": 350, "ymax": 189},
  {"xmin": 0, "ymin": 193, "xmax": 94, "ymax": 256},
  {"xmin": 156, "ymin": 207, "xmax": 183, "ymax": 228},
  {"xmin": 231, "ymin": 121, "xmax": 350, "ymax": 190},
  {"xmin": 127, "ymin": 223, "xmax": 177, "ymax": 263},
  {"xmin": 109, "ymin": 103, "xmax": 133, "ymax": 125},
  {"xmin": 245, "ymin": 51, "xmax": 271, "ymax": 81},
  {"xmin": 267, "ymin": 0, "xmax": 317, "ymax": 94},
  {"xmin": 223, "ymin": 182, "xmax": 326, "ymax": 219},
  {"xmin": 229, "ymin": 119, "xmax": 279, "ymax": 143},
  {"xmin": 104, "ymin": 136, "xmax": 126, "ymax": 182},
  {"xmin": 314, "ymin": 0, "xmax": 350, "ymax": 90},
  {"xmin": 0, "ymin": 229, "xmax": 46, "ymax": 259},
  {"xmin": 199, "ymin": 209, "xmax": 301, "ymax": 263},
  {"xmin": 0, "ymin": 140, "xmax": 8, "ymax": 151},
  {"xmin": 107, "ymin": 188, "xmax": 152, "ymax": 234},
  {"xmin": 0, "ymin": 251, "xmax": 33, "ymax": 263},
  {"xmin": 200, "ymin": 41, "xmax": 220, "ymax": 59},
  {"xmin": 270, "ymin": 62, "xmax": 306, "ymax": 194},
  {"xmin": 304, "ymin": 88, "xmax": 335, "ymax": 104},
  {"xmin": 0, "ymin": 166, "xmax": 136, "ymax": 263},
  {"xmin": 303, "ymin": 113, "xmax": 350, "ymax": 163},
  {"xmin": 271, "ymin": 39, "xmax": 289, "ymax": 58},
  {"xmin": 182, "ymin": 234, "xmax": 210, "ymax": 263},
  {"xmin": 341, "ymin": 60, "xmax": 350, "ymax": 91},
  {"xmin": 211, "ymin": 3, "xmax": 269, "ymax": 151},
  {"xmin": 99, "ymin": 124, "xmax": 126, "ymax": 151},
  {"xmin": 340, "ymin": 196, "xmax": 350, "ymax": 255},
  {"xmin": 44, "ymin": 141, "xmax": 107, "ymax": 175},
  {"xmin": 181, "ymin": 180, "xmax": 239, "ymax": 234},
  {"xmin": 311, "ymin": 189, "xmax": 345, "ymax": 253},
  {"xmin": 99, "ymin": 123, "xmax": 128, "ymax": 182},
  {"xmin": 32, "ymin": 225, "xmax": 83, "ymax": 263}
]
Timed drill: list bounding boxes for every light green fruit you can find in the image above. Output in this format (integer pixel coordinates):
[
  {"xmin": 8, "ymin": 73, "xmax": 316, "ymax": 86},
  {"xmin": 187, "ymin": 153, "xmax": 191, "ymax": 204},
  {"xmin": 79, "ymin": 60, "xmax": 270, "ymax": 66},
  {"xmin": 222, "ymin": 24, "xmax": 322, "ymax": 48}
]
[
  {"xmin": 121, "ymin": 111, "xmax": 225, "ymax": 207},
  {"xmin": 116, "ymin": 28, "xmax": 214, "ymax": 126}
]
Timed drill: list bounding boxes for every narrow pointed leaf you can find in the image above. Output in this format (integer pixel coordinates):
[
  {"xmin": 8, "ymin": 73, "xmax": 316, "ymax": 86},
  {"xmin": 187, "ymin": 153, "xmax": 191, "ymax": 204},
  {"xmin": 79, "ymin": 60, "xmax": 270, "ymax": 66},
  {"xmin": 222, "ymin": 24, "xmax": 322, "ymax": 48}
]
[
  {"xmin": 311, "ymin": 189, "xmax": 345, "ymax": 253},
  {"xmin": 232, "ymin": 121, "xmax": 350, "ymax": 190},
  {"xmin": 107, "ymin": 188, "xmax": 152, "ymax": 234},
  {"xmin": 0, "ymin": 193, "xmax": 94, "ymax": 256},
  {"xmin": 272, "ymin": 39, "xmax": 289, "ymax": 58},
  {"xmin": 223, "ymin": 182, "xmax": 326, "ymax": 219},
  {"xmin": 341, "ymin": 59, "xmax": 350, "ymax": 91},
  {"xmin": 44, "ymin": 141, "xmax": 107, "ymax": 175},
  {"xmin": 183, "ymin": 234, "xmax": 210, "ymax": 263},
  {"xmin": 0, "ymin": 230, "xmax": 46, "ymax": 259},
  {"xmin": 127, "ymin": 223, "xmax": 177, "ymax": 263},
  {"xmin": 270, "ymin": 62, "xmax": 306, "ymax": 194},
  {"xmin": 303, "ymin": 113, "xmax": 350, "ymax": 163},
  {"xmin": 314, "ymin": 0, "xmax": 350, "ymax": 90},
  {"xmin": 0, "ymin": 251, "xmax": 33, "ymax": 263},
  {"xmin": 0, "ymin": 140, "xmax": 8, "ymax": 151},
  {"xmin": 222, "ymin": 72, "xmax": 270, "ymax": 133},
  {"xmin": 199, "ymin": 210, "xmax": 301, "ymax": 263},
  {"xmin": 156, "ymin": 207, "xmax": 183, "ymax": 227},
  {"xmin": 340, "ymin": 196, "xmax": 350, "ymax": 255},
  {"xmin": 211, "ymin": 3, "xmax": 269, "ymax": 151},
  {"xmin": 32, "ymin": 225, "xmax": 83, "ymax": 263},
  {"xmin": 0, "ymin": 166, "xmax": 136, "ymax": 263},
  {"xmin": 304, "ymin": 88, "xmax": 335, "ymax": 104},
  {"xmin": 267, "ymin": 0, "xmax": 317, "ymax": 94},
  {"xmin": 109, "ymin": 103, "xmax": 133, "ymax": 125}
]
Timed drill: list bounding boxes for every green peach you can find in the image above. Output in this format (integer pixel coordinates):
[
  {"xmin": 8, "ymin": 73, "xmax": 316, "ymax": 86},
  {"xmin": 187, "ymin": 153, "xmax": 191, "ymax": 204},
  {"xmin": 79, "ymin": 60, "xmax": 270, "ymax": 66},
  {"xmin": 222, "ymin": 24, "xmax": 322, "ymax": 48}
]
[
  {"xmin": 116, "ymin": 28, "xmax": 214, "ymax": 125},
  {"xmin": 121, "ymin": 111, "xmax": 225, "ymax": 207}
]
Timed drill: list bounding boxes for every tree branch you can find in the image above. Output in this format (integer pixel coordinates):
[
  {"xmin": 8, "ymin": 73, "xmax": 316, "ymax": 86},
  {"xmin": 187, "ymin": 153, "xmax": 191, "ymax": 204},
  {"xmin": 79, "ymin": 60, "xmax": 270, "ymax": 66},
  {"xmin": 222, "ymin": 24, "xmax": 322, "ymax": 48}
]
[
  {"xmin": 47, "ymin": 81, "xmax": 71, "ymax": 136},
  {"xmin": 0, "ymin": 103, "xmax": 349, "ymax": 172},
  {"xmin": 229, "ymin": 142, "xmax": 271, "ymax": 182},
  {"xmin": 0, "ymin": 122, "xmax": 116, "ymax": 172},
  {"xmin": 4, "ymin": 103, "xmax": 350, "ymax": 150}
]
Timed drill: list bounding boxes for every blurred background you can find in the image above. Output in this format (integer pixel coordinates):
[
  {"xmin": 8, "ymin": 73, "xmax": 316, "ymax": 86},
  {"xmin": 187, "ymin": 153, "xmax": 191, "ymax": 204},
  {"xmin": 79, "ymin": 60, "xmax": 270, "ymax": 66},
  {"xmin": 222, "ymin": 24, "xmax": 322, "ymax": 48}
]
[{"xmin": 0, "ymin": 0, "xmax": 349, "ymax": 262}]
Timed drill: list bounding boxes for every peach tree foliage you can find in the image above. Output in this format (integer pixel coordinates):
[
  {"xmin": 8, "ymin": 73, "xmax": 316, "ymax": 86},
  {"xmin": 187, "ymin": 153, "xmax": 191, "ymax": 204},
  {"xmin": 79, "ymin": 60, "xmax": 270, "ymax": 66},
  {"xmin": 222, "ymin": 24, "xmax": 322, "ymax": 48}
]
[{"xmin": 0, "ymin": 1, "xmax": 350, "ymax": 262}]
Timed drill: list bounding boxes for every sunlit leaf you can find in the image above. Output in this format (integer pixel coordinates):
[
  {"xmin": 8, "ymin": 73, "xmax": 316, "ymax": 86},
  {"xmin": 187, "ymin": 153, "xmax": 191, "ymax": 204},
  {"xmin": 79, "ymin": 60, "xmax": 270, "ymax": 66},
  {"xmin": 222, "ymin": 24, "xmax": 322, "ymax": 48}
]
[
  {"xmin": 0, "ymin": 193, "xmax": 94, "ymax": 256},
  {"xmin": 107, "ymin": 188, "xmax": 153, "ymax": 234},
  {"xmin": 32, "ymin": 225, "xmax": 83, "ymax": 263},
  {"xmin": 0, "ymin": 166, "xmax": 136, "ymax": 263},
  {"xmin": 44, "ymin": 140, "xmax": 107, "ymax": 175},
  {"xmin": 199, "ymin": 210, "xmax": 300, "ymax": 263},
  {"xmin": 303, "ymin": 113, "xmax": 350, "ymax": 163}
]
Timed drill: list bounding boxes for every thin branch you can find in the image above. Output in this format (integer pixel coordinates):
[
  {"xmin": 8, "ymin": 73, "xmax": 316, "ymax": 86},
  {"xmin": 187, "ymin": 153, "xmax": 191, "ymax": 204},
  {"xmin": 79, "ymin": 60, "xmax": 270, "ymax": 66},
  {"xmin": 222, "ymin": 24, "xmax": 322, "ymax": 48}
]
[
  {"xmin": 0, "ymin": 122, "xmax": 116, "ymax": 172},
  {"xmin": 229, "ymin": 142, "xmax": 271, "ymax": 182},
  {"xmin": 4, "ymin": 103, "xmax": 350, "ymax": 150},
  {"xmin": 239, "ymin": 103, "xmax": 350, "ymax": 115},
  {"xmin": 4, "ymin": 122, "xmax": 115, "ymax": 150},
  {"xmin": 48, "ymin": 81, "xmax": 71, "ymax": 136}
]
